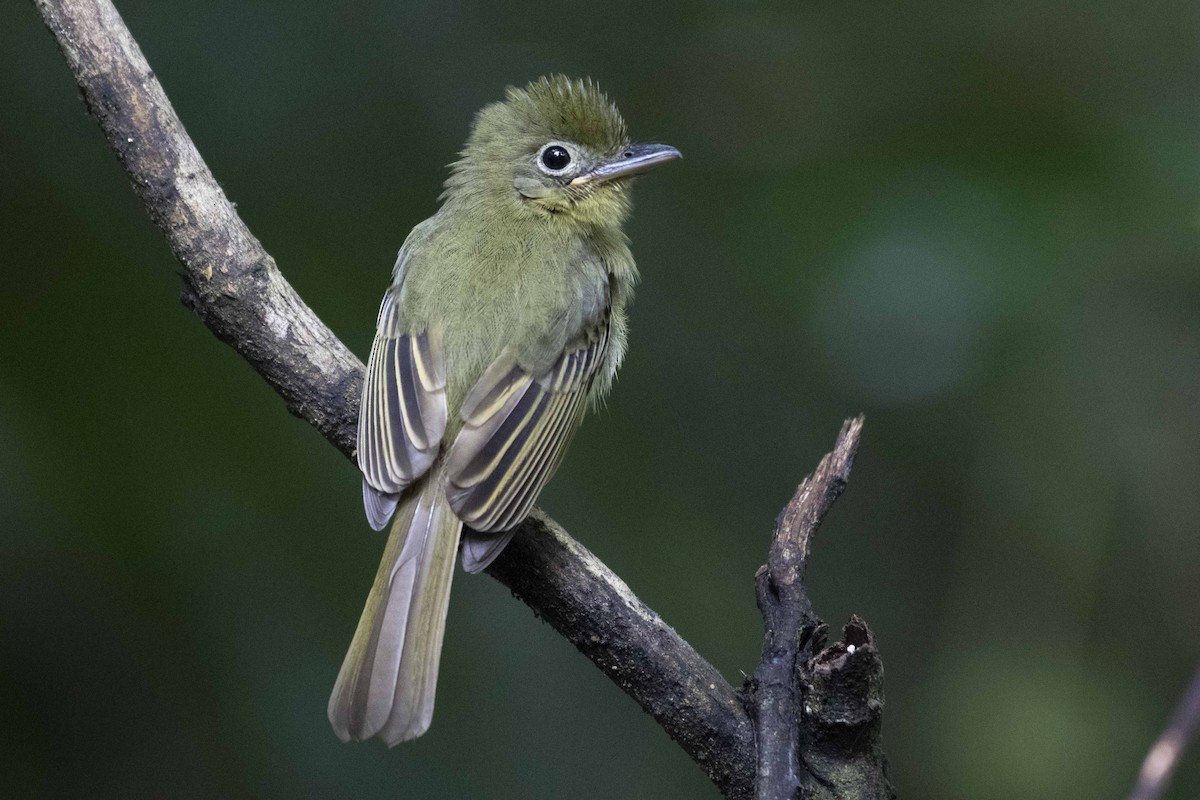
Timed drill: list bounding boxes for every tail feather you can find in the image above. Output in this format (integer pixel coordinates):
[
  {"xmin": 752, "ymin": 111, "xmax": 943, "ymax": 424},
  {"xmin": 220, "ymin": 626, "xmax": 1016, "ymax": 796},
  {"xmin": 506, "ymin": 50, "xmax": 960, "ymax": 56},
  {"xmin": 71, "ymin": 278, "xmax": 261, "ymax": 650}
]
[{"xmin": 329, "ymin": 472, "xmax": 463, "ymax": 744}]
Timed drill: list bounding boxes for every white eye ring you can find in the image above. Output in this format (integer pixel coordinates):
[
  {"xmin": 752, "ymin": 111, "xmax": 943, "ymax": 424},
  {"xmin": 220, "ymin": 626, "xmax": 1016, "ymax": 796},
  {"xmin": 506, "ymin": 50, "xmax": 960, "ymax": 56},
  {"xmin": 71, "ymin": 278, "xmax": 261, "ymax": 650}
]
[{"xmin": 537, "ymin": 142, "xmax": 574, "ymax": 175}]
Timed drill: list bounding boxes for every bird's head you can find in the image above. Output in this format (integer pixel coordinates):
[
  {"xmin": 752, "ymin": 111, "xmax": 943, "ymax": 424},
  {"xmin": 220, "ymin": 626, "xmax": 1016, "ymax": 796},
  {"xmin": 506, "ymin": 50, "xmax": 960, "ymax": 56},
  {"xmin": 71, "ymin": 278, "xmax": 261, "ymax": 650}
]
[{"xmin": 445, "ymin": 75, "xmax": 680, "ymax": 229}]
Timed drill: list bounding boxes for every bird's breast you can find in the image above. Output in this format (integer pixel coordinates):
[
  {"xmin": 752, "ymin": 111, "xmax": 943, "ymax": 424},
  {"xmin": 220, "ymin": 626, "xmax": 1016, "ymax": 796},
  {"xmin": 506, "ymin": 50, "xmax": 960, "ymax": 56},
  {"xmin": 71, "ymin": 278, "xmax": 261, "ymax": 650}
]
[{"xmin": 400, "ymin": 225, "xmax": 613, "ymax": 413}]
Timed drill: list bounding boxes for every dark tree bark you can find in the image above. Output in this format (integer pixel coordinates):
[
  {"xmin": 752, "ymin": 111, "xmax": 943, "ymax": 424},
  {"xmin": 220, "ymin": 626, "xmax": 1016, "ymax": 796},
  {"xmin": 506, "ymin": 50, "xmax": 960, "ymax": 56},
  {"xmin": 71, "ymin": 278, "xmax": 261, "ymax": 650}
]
[
  {"xmin": 31, "ymin": 1, "xmax": 893, "ymax": 797},
  {"xmin": 748, "ymin": 418, "xmax": 892, "ymax": 800}
]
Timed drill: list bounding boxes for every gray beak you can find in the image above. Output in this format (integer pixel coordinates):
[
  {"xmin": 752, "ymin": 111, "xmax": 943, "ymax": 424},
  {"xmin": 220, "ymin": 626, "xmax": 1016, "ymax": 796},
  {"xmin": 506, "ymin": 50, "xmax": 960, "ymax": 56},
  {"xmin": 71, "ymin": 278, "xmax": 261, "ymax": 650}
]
[{"xmin": 571, "ymin": 143, "xmax": 682, "ymax": 186}]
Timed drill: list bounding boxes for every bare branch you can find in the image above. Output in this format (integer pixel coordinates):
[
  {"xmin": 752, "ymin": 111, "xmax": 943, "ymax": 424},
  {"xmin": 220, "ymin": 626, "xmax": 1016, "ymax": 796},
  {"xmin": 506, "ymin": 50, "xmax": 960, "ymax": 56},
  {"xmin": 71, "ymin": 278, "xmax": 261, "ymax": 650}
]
[
  {"xmin": 1128, "ymin": 660, "xmax": 1200, "ymax": 800},
  {"xmin": 32, "ymin": 0, "xmax": 361, "ymax": 456},
  {"xmin": 750, "ymin": 417, "xmax": 892, "ymax": 800},
  {"xmin": 31, "ymin": 0, "xmax": 755, "ymax": 795}
]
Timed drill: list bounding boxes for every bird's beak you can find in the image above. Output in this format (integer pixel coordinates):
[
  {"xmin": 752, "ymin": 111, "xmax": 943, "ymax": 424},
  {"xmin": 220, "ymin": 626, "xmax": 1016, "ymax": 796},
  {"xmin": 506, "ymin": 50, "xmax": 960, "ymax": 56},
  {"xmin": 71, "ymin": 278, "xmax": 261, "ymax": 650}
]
[{"xmin": 570, "ymin": 143, "xmax": 682, "ymax": 187}]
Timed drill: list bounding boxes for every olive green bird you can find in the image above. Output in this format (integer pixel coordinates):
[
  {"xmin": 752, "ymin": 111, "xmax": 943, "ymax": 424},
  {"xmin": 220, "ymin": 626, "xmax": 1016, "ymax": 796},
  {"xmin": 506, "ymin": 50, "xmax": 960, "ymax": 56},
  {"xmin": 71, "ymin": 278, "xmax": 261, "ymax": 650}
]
[{"xmin": 328, "ymin": 75, "xmax": 680, "ymax": 745}]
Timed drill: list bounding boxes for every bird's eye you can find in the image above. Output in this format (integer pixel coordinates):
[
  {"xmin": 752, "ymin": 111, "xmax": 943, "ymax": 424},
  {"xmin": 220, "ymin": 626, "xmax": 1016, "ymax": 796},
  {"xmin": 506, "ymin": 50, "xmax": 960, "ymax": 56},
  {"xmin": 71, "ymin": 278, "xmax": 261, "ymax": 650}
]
[{"xmin": 541, "ymin": 145, "xmax": 572, "ymax": 172}]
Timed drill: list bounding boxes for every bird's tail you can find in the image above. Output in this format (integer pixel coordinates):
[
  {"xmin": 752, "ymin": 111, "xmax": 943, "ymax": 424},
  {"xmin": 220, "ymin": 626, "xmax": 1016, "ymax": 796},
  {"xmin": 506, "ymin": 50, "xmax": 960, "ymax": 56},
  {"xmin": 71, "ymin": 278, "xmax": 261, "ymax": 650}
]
[{"xmin": 328, "ymin": 470, "xmax": 462, "ymax": 745}]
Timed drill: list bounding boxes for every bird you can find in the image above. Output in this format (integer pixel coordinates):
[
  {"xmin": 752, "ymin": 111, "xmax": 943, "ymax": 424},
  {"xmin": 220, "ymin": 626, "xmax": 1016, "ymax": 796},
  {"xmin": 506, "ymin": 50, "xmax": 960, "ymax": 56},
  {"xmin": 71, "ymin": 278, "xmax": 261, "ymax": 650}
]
[{"xmin": 328, "ymin": 75, "xmax": 680, "ymax": 745}]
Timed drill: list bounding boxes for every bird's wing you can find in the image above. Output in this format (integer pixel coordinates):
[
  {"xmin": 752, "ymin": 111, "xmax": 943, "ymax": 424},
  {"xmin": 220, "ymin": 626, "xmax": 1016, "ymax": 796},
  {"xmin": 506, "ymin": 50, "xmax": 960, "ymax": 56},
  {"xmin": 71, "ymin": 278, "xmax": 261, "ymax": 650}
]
[
  {"xmin": 444, "ymin": 320, "xmax": 610, "ymax": 534},
  {"xmin": 358, "ymin": 290, "xmax": 448, "ymax": 530}
]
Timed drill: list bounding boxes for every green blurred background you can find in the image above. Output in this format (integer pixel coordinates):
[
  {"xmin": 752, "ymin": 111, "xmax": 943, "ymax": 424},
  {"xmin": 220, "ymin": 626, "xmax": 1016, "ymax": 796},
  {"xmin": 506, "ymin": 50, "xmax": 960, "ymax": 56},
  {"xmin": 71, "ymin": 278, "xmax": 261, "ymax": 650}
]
[{"xmin": 3, "ymin": 0, "xmax": 1199, "ymax": 797}]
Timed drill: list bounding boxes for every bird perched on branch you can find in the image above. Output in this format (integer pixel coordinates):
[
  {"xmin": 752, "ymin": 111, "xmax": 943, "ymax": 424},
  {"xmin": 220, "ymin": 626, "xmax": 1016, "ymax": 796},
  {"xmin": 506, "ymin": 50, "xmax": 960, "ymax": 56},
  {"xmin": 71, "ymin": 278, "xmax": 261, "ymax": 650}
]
[{"xmin": 328, "ymin": 75, "xmax": 680, "ymax": 744}]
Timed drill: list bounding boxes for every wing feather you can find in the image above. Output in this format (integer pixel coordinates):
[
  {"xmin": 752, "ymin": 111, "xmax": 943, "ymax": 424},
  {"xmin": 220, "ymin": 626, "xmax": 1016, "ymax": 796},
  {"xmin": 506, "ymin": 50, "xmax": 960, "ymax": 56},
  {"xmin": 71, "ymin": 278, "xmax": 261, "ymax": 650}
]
[
  {"xmin": 492, "ymin": 388, "xmax": 586, "ymax": 532},
  {"xmin": 445, "ymin": 321, "xmax": 609, "ymax": 533},
  {"xmin": 357, "ymin": 293, "xmax": 448, "ymax": 529}
]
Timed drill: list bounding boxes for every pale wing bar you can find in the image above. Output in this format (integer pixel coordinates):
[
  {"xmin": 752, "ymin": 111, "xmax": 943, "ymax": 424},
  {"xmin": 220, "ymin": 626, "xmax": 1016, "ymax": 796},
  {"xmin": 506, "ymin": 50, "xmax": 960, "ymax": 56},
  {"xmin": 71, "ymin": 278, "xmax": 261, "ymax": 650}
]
[{"xmin": 445, "ymin": 325, "xmax": 609, "ymax": 533}]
